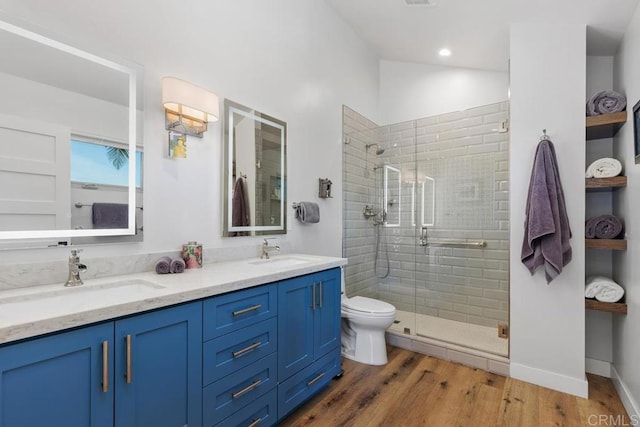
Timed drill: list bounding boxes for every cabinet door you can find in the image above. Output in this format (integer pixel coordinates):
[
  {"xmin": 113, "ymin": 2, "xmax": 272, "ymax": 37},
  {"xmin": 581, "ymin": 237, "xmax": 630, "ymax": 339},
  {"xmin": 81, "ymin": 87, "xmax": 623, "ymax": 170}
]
[
  {"xmin": 115, "ymin": 301, "xmax": 202, "ymax": 427},
  {"xmin": 278, "ymin": 275, "xmax": 314, "ymax": 382},
  {"xmin": 313, "ymin": 268, "xmax": 341, "ymax": 358},
  {"xmin": 0, "ymin": 323, "xmax": 113, "ymax": 427}
]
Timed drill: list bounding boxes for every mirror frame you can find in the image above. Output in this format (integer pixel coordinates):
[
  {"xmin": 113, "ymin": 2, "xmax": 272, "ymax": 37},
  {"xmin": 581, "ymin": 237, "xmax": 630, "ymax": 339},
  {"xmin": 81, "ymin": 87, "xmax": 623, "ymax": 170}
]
[
  {"xmin": 0, "ymin": 19, "xmax": 138, "ymax": 240},
  {"xmin": 222, "ymin": 99, "xmax": 287, "ymax": 236}
]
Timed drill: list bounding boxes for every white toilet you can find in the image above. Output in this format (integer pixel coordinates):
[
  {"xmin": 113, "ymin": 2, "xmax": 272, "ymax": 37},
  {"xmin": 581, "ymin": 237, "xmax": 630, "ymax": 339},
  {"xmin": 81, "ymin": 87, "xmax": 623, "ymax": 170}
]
[{"xmin": 340, "ymin": 269, "xmax": 396, "ymax": 365}]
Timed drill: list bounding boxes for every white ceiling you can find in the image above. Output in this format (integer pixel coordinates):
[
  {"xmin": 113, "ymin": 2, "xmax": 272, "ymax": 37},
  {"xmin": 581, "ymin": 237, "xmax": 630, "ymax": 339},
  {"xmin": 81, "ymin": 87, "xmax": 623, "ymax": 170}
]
[{"xmin": 324, "ymin": 0, "xmax": 640, "ymax": 71}]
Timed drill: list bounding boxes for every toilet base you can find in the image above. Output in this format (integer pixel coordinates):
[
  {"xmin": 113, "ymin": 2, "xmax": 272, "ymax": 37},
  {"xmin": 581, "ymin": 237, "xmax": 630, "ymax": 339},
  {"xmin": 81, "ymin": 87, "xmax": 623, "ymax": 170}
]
[{"xmin": 341, "ymin": 330, "xmax": 389, "ymax": 366}]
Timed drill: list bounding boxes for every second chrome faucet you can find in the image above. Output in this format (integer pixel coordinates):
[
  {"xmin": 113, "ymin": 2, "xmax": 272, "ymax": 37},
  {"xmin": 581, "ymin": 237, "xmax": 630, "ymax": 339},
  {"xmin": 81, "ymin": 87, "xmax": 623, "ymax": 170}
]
[{"xmin": 261, "ymin": 238, "xmax": 280, "ymax": 259}]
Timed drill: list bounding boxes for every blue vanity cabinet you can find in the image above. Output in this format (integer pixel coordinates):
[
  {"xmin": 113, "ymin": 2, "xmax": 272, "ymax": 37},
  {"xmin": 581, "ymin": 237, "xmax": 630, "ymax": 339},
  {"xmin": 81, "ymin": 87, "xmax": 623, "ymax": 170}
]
[
  {"xmin": 202, "ymin": 283, "xmax": 278, "ymax": 427},
  {"xmin": 277, "ymin": 267, "xmax": 341, "ymax": 420},
  {"xmin": 114, "ymin": 301, "xmax": 202, "ymax": 427},
  {"xmin": 0, "ymin": 323, "xmax": 114, "ymax": 427},
  {"xmin": 277, "ymin": 268, "xmax": 341, "ymax": 381}
]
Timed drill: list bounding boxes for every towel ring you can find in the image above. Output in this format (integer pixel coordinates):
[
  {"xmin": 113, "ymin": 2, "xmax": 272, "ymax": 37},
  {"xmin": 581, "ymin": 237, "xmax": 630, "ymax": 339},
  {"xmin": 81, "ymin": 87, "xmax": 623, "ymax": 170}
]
[{"xmin": 540, "ymin": 129, "xmax": 549, "ymax": 140}]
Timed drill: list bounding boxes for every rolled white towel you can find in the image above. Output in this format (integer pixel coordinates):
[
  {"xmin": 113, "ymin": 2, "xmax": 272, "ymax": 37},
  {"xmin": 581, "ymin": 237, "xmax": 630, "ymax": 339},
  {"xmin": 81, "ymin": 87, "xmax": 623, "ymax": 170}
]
[
  {"xmin": 585, "ymin": 158, "xmax": 622, "ymax": 178},
  {"xmin": 585, "ymin": 276, "xmax": 625, "ymax": 303}
]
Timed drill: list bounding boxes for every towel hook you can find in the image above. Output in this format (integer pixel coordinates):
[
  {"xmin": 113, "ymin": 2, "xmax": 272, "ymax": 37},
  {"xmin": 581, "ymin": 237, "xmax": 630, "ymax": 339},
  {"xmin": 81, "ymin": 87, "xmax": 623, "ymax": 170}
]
[{"xmin": 540, "ymin": 129, "xmax": 549, "ymax": 140}]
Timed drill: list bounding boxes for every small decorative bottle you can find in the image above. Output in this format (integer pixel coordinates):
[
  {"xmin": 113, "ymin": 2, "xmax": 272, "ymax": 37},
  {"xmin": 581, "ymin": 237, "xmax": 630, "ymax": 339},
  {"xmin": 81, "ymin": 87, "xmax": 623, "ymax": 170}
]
[{"xmin": 181, "ymin": 241, "xmax": 203, "ymax": 268}]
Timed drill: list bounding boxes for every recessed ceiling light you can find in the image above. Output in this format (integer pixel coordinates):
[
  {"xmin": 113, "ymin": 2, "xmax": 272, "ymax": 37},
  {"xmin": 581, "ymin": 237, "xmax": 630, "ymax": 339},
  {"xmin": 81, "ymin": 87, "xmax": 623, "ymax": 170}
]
[
  {"xmin": 405, "ymin": 0, "xmax": 436, "ymax": 5},
  {"xmin": 439, "ymin": 48, "xmax": 451, "ymax": 57}
]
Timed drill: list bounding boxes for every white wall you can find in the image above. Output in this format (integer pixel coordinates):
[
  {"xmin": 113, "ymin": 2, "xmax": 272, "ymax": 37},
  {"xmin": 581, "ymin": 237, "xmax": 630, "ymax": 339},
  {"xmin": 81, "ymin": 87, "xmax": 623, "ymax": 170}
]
[
  {"xmin": 0, "ymin": 0, "xmax": 379, "ymax": 264},
  {"xmin": 613, "ymin": 2, "xmax": 640, "ymax": 416},
  {"xmin": 509, "ymin": 23, "xmax": 587, "ymax": 397},
  {"xmin": 379, "ymin": 59, "xmax": 509, "ymax": 124}
]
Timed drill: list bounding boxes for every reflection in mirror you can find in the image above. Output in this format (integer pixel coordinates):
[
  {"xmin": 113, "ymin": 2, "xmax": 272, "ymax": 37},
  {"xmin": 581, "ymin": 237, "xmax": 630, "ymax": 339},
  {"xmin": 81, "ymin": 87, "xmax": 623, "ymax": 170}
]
[
  {"xmin": 0, "ymin": 19, "xmax": 142, "ymax": 246},
  {"xmin": 421, "ymin": 176, "xmax": 435, "ymax": 227},
  {"xmin": 223, "ymin": 100, "xmax": 286, "ymax": 237},
  {"xmin": 383, "ymin": 165, "xmax": 400, "ymax": 227}
]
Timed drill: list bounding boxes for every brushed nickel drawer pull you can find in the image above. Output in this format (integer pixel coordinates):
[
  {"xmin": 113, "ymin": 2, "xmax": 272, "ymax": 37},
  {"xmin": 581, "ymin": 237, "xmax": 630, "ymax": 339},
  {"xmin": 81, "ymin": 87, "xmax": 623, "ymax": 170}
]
[
  {"xmin": 102, "ymin": 340, "xmax": 109, "ymax": 393},
  {"xmin": 232, "ymin": 379, "xmax": 262, "ymax": 399},
  {"xmin": 233, "ymin": 304, "xmax": 262, "ymax": 317},
  {"xmin": 311, "ymin": 283, "xmax": 316, "ymax": 311},
  {"xmin": 306, "ymin": 372, "xmax": 325, "ymax": 387},
  {"xmin": 319, "ymin": 281, "xmax": 323, "ymax": 308},
  {"xmin": 125, "ymin": 334, "xmax": 132, "ymax": 384},
  {"xmin": 232, "ymin": 342, "xmax": 262, "ymax": 358},
  {"xmin": 247, "ymin": 417, "xmax": 262, "ymax": 427}
]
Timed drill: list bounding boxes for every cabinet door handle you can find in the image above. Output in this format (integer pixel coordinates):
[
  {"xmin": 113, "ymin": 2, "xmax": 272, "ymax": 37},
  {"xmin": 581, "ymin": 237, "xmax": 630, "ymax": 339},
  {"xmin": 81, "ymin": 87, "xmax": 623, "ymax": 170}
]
[
  {"xmin": 233, "ymin": 304, "xmax": 262, "ymax": 317},
  {"xmin": 311, "ymin": 283, "xmax": 316, "ymax": 311},
  {"xmin": 125, "ymin": 334, "xmax": 132, "ymax": 384},
  {"xmin": 102, "ymin": 340, "xmax": 109, "ymax": 393},
  {"xmin": 232, "ymin": 379, "xmax": 262, "ymax": 399},
  {"xmin": 306, "ymin": 372, "xmax": 325, "ymax": 387},
  {"xmin": 247, "ymin": 417, "xmax": 262, "ymax": 427},
  {"xmin": 232, "ymin": 341, "xmax": 262, "ymax": 358},
  {"xmin": 319, "ymin": 281, "xmax": 323, "ymax": 308}
]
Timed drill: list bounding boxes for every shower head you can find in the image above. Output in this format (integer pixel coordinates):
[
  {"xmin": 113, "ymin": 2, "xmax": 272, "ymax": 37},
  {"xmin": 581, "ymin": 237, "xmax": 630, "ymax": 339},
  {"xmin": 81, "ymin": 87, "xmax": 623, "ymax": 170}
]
[{"xmin": 366, "ymin": 143, "xmax": 385, "ymax": 155}]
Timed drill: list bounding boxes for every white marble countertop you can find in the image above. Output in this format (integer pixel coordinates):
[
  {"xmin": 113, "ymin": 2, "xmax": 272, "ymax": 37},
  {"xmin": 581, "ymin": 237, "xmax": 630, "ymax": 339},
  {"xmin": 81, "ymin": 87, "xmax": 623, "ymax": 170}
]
[{"xmin": 0, "ymin": 253, "xmax": 346, "ymax": 345}]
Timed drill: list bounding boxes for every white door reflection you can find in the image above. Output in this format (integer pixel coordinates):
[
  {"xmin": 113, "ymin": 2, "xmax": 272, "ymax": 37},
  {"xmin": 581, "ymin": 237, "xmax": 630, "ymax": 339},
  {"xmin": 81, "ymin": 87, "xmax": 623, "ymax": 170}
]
[{"xmin": 383, "ymin": 165, "xmax": 401, "ymax": 227}]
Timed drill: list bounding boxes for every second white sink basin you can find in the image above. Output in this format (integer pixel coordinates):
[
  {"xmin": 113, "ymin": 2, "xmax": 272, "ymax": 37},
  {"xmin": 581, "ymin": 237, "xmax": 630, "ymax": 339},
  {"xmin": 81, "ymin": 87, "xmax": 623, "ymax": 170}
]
[{"xmin": 249, "ymin": 256, "xmax": 316, "ymax": 268}]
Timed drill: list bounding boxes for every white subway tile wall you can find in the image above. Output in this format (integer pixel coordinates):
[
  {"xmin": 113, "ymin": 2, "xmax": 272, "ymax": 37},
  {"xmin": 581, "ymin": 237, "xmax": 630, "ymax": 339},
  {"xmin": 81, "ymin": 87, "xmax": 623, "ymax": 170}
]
[{"xmin": 342, "ymin": 102, "xmax": 509, "ymax": 328}]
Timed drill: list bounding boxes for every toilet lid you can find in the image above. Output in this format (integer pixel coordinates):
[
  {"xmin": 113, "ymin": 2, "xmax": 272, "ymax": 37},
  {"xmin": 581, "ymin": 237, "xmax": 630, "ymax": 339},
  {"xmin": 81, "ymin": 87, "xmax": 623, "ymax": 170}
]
[{"xmin": 343, "ymin": 296, "xmax": 396, "ymax": 314}]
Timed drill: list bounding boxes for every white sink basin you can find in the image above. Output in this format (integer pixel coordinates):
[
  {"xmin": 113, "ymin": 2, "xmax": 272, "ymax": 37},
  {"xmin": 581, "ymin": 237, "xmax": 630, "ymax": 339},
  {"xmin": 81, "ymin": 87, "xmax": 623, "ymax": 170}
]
[
  {"xmin": 0, "ymin": 279, "xmax": 165, "ymax": 317},
  {"xmin": 249, "ymin": 256, "xmax": 316, "ymax": 268}
]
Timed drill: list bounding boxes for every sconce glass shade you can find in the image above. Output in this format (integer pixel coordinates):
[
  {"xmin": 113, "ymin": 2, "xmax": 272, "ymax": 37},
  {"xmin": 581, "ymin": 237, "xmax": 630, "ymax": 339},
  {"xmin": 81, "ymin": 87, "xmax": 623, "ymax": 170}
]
[{"xmin": 162, "ymin": 77, "xmax": 219, "ymax": 137}]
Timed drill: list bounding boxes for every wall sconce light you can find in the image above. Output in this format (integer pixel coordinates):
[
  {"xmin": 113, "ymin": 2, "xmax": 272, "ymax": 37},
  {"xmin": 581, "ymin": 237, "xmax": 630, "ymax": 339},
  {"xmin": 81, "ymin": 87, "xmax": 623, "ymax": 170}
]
[{"xmin": 162, "ymin": 77, "xmax": 219, "ymax": 138}]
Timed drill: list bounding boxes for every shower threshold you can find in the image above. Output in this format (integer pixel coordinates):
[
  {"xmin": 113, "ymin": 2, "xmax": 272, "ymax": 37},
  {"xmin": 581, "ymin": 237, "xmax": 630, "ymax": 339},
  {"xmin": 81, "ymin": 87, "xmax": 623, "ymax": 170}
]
[{"xmin": 387, "ymin": 310, "xmax": 509, "ymax": 376}]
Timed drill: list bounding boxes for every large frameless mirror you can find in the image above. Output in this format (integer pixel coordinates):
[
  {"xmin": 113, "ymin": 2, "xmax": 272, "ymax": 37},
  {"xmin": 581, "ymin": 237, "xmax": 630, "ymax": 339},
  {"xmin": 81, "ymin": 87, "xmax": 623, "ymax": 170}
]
[
  {"xmin": 223, "ymin": 100, "xmax": 287, "ymax": 237},
  {"xmin": 0, "ymin": 18, "xmax": 143, "ymax": 247}
]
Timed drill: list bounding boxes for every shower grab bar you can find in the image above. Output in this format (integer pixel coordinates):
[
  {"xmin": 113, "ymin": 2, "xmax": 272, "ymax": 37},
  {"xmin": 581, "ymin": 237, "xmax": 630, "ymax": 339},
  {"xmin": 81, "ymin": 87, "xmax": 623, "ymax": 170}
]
[{"xmin": 426, "ymin": 240, "xmax": 487, "ymax": 249}]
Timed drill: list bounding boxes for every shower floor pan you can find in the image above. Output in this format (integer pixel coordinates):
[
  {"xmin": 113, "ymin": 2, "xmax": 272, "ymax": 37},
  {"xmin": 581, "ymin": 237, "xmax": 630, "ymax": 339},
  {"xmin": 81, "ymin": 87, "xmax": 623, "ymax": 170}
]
[{"xmin": 387, "ymin": 310, "xmax": 509, "ymax": 376}]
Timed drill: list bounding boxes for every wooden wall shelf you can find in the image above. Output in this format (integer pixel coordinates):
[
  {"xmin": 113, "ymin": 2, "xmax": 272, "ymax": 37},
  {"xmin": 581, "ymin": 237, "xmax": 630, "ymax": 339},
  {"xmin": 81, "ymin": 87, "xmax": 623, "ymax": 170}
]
[
  {"xmin": 585, "ymin": 176, "xmax": 627, "ymax": 189},
  {"xmin": 585, "ymin": 298, "xmax": 627, "ymax": 314},
  {"xmin": 585, "ymin": 239, "xmax": 627, "ymax": 250},
  {"xmin": 586, "ymin": 111, "xmax": 627, "ymax": 140}
]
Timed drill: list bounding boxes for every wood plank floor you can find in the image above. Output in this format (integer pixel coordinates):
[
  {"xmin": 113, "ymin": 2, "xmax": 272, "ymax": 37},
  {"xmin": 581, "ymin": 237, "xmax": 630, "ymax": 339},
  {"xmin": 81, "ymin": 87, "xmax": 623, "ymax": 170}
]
[{"xmin": 280, "ymin": 346, "xmax": 630, "ymax": 426}]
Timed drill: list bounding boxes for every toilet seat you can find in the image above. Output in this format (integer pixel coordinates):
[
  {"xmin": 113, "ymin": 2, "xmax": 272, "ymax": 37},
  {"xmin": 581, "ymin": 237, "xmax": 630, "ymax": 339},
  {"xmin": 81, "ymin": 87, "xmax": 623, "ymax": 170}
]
[{"xmin": 342, "ymin": 296, "xmax": 396, "ymax": 316}]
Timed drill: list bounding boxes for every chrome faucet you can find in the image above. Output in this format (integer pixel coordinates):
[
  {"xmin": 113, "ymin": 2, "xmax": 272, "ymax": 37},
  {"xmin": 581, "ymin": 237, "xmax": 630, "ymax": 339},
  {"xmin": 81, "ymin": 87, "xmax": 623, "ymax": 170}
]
[
  {"xmin": 65, "ymin": 249, "xmax": 87, "ymax": 287},
  {"xmin": 261, "ymin": 238, "xmax": 280, "ymax": 259}
]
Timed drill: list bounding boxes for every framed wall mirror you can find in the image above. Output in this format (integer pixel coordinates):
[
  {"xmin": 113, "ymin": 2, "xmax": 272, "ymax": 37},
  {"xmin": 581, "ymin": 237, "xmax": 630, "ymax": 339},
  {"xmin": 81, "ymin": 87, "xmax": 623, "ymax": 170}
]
[
  {"xmin": 223, "ymin": 100, "xmax": 287, "ymax": 237},
  {"xmin": 0, "ymin": 18, "xmax": 143, "ymax": 247}
]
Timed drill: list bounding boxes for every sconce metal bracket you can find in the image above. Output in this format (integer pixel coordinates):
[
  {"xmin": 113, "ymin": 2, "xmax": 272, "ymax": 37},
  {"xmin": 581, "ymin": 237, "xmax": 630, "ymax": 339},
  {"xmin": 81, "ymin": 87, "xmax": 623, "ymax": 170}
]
[{"xmin": 165, "ymin": 110, "xmax": 207, "ymax": 138}]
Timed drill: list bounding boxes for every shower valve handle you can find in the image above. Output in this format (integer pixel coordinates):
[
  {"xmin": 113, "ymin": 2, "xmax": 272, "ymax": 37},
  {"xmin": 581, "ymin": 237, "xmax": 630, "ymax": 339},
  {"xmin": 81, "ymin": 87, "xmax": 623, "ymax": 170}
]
[{"xmin": 419, "ymin": 226, "xmax": 428, "ymax": 247}]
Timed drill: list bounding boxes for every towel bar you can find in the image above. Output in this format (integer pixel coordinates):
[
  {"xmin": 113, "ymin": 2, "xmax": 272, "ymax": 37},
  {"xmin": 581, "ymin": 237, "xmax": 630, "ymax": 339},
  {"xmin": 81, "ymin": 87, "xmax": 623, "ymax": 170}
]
[
  {"xmin": 426, "ymin": 240, "xmax": 487, "ymax": 249},
  {"xmin": 74, "ymin": 202, "xmax": 143, "ymax": 210}
]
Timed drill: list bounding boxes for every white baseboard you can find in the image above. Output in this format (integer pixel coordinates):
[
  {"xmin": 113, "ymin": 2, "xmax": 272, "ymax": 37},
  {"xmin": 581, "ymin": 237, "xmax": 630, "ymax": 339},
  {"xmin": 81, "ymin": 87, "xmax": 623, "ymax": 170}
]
[
  {"xmin": 611, "ymin": 366, "xmax": 640, "ymax": 421},
  {"xmin": 510, "ymin": 362, "xmax": 588, "ymax": 398},
  {"xmin": 585, "ymin": 358, "xmax": 612, "ymax": 378}
]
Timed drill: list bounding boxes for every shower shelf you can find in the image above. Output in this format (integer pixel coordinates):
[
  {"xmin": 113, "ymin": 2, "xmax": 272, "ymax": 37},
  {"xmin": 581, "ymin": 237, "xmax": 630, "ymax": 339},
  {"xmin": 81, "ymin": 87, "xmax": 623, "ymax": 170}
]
[{"xmin": 585, "ymin": 298, "xmax": 627, "ymax": 314}]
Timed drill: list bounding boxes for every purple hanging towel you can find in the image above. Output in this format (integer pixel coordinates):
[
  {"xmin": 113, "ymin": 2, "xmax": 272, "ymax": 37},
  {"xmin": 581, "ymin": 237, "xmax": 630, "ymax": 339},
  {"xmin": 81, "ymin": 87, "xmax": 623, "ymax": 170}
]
[{"xmin": 521, "ymin": 139, "xmax": 572, "ymax": 283}]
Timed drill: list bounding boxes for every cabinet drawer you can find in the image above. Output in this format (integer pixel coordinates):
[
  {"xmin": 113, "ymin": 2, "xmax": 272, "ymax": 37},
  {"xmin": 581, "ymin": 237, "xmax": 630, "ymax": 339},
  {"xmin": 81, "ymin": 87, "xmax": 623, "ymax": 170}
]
[
  {"xmin": 204, "ymin": 284, "xmax": 277, "ymax": 341},
  {"xmin": 203, "ymin": 317, "xmax": 277, "ymax": 386},
  {"xmin": 213, "ymin": 389, "xmax": 277, "ymax": 427},
  {"xmin": 277, "ymin": 348, "xmax": 341, "ymax": 420},
  {"xmin": 203, "ymin": 352, "xmax": 277, "ymax": 426}
]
